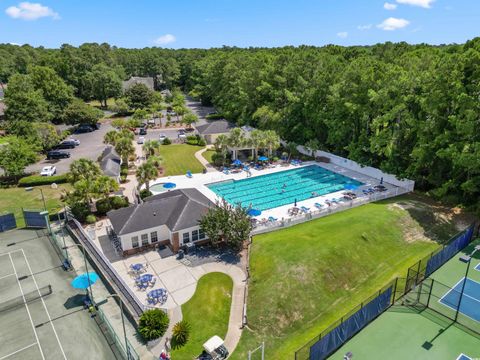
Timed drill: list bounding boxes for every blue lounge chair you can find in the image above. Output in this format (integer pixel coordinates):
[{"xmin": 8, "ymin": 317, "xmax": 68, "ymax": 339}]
[
  {"xmin": 301, "ymin": 206, "xmax": 310, "ymax": 213},
  {"xmin": 268, "ymin": 216, "xmax": 278, "ymax": 222},
  {"xmin": 314, "ymin": 202, "xmax": 324, "ymax": 209},
  {"xmin": 186, "ymin": 170, "xmax": 192, "ymax": 178}
]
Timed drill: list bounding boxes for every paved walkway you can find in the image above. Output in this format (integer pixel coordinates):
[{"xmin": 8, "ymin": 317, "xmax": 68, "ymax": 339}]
[
  {"xmin": 121, "ymin": 142, "xmax": 144, "ymax": 203},
  {"xmin": 148, "ymin": 261, "xmax": 247, "ymax": 357},
  {"xmin": 195, "ymin": 145, "xmax": 216, "ymax": 173}
]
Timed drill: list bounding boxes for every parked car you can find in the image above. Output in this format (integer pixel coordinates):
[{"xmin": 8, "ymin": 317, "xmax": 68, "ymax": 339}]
[
  {"xmin": 56, "ymin": 140, "xmax": 77, "ymax": 149},
  {"xmin": 137, "ymin": 136, "xmax": 145, "ymax": 144},
  {"xmin": 75, "ymin": 124, "xmax": 94, "ymax": 133},
  {"xmin": 139, "ymin": 128, "xmax": 147, "ymax": 135},
  {"xmin": 47, "ymin": 150, "xmax": 70, "ymax": 160},
  {"xmin": 178, "ymin": 133, "xmax": 186, "ymax": 140},
  {"xmin": 159, "ymin": 134, "xmax": 167, "ymax": 142},
  {"xmin": 178, "ymin": 128, "xmax": 186, "ymax": 134},
  {"xmin": 147, "ymin": 118, "xmax": 155, "ymax": 125},
  {"xmin": 66, "ymin": 138, "xmax": 80, "ymax": 146},
  {"xmin": 40, "ymin": 165, "xmax": 56, "ymax": 176}
]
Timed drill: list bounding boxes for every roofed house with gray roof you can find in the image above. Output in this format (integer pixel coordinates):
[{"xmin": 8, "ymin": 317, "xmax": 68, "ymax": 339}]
[
  {"xmin": 122, "ymin": 76, "xmax": 155, "ymax": 92},
  {"xmin": 107, "ymin": 188, "xmax": 213, "ymax": 255},
  {"xmin": 195, "ymin": 119, "xmax": 236, "ymax": 144},
  {"xmin": 99, "ymin": 146, "xmax": 121, "ymax": 182}
]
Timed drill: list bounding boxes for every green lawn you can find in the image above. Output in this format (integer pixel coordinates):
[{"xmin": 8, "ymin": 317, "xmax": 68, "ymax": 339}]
[
  {"xmin": 0, "ymin": 184, "xmax": 70, "ymax": 227},
  {"xmin": 171, "ymin": 272, "xmax": 233, "ymax": 360},
  {"xmin": 202, "ymin": 149, "xmax": 216, "ymax": 164},
  {"xmin": 159, "ymin": 144, "xmax": 205, "ymax": 176},
  {"xmin": 230, "ymin": 194, "xmax": 467, "ymax": 360}
]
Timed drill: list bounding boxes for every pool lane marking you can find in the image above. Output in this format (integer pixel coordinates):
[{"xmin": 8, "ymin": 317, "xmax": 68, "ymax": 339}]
[
  {"xmin": 8, "ymin": 252, "xmax": 44, "ymax": 360},
  {"xmin": 20, "ymin": 248, "xmax": 67, "ymax": 360}
]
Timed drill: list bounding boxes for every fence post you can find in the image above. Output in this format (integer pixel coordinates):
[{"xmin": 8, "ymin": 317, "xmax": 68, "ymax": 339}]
[
  {"xmin": 392, "ymin": 277, "xmax": 398, "ymax": 304},
  {"xmin": 426, "ymin": 279, "xmax": 434, "ymax": 307},
  {"xmin": 414, "ymin": 260, "xmax": 421, "ymax": 286}
]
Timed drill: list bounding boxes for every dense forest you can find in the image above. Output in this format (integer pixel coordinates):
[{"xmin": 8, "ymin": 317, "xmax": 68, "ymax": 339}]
[{"xmin": 1, "ymin": 39, "xmax": 479, "ymax": 210}]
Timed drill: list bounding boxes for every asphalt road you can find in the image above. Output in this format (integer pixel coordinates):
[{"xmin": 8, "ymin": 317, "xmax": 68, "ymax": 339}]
[{"xmin": 26, "ymin": 121, "xmax": 114, "ymax": 175}]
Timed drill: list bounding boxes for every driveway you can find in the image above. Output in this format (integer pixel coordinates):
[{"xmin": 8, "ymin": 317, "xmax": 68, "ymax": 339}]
[
  {"xmin": 26, "ymin": 121, "xmax": 114, "ymax": 175},
  {"xmin": 185, "ymin": 96, "xmax": 216, "ymax": 126}
]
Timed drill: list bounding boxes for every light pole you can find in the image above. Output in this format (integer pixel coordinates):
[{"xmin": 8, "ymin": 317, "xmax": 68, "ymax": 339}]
[
  {"xmin": 107, "ymin": 294, "xmax": 130, "ymax": 360},
  {"xmin": 455, "ymin": 246, "xmax": 480, "ymax": 321},
  {"xmin": 25, "ymin": 187, "xmax": 47, "ymax": 211},
  {"xmin": 63, "ymin": 243, "xmax": 94, "ymax": 303}
]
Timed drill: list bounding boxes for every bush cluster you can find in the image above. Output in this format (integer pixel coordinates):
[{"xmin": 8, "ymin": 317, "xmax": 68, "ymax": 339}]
[
  {"xmin": 138, "ymin": 309, "xmax": 169, "ymax": 341},
  {"xmin": 95, "ymin": 196, "xmax": 129, "ymax": 216},
  {"xmin": 18, "ymin": 174, "xmax": 68, "ymax": 187}
]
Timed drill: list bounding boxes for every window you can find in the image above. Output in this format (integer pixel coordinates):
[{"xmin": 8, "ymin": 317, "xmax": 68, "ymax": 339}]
[
  {"xmin": 150, "ymin": 231, "xmax": 158, "ymax": 243},
  {"xmin": 141, "ymin": 234, "xmax": 149, "ymax": 246},
  {"xmin": 199, "ymin": 228, "xmax": 206, "ymax": 240},
  {"xmin": 192, "ymin": 229, "xmax": 199, "ymax": 242},
  {"xmin": 131, "ymin": 236, "xmax": 139, "ymax": 248},
  {"xmin": 183, "ymin": 232, "xmax": 190, "ymax": 243}
]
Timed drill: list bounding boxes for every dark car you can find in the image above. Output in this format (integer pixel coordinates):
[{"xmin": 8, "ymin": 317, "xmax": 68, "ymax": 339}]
[
  {"xmin": 47, "ymin": 150, "xmax": 71, "ymax": 160},
  {"xmin": 75, "ymin": 124, "xmax": 94, "ymax": 133},
  {"xmin": 139, "ymin": 128, "xmax": 147, "ymax": 135},
  {"xmin": 56, "ymin": 140, "xmax": 76, "ymax": 149}
]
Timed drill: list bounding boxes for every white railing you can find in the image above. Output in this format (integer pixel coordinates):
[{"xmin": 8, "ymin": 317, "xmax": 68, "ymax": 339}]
[{"xmin": 251, "ymin": 187, "xmax": 410, "ymax": 235}]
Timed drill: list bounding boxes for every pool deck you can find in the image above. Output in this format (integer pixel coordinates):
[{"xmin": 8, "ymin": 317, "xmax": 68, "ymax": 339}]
[{"xmin": 148, "ymin": 161, "xmax": 404, "ymax": 222}]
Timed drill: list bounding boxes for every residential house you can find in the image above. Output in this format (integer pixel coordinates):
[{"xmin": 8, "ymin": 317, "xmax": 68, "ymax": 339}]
[
  {"xmin": 107, "ymin": 188, "xmax": 213, "ymax": 256},
  {"xmin": 122, "ymin": 76, "xmax": 155, "ymax": 92},
  {"xmin": 195, "ymin": 119, "xmax": 236, "ymax": 144},
  {"xmin": 99, "ymin": 146, "xmax": 121, "ymax": 182}
]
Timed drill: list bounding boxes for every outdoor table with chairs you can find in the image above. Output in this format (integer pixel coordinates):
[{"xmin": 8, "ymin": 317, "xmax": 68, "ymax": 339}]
[
  {"xmin": 129, "ymin": 263, "xmax": 147, "ymax": 275},
  {"xmin": 147, "ymin": 288, "xmax": 168, "ymax": 305},
  {"xmin": 135, "ymin": 273, "xmax": 156, "ymax": 290}
]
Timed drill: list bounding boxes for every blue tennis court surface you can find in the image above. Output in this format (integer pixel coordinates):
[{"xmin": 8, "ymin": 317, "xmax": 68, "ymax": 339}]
[
  {"xmin": 439, "ymin": 277, "xmax": 480, "ymax": 322},
  {"xmin": 475, "ymin": 262, "xmax": 480, "ymax": 271},
  {"xmin": 456, "ymin": 354, "xmax": 472, "ymax": 360}
]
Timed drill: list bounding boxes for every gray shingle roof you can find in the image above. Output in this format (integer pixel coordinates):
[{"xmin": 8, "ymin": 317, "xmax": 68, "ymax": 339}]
[
  {"xmin": 122, "ymin": 77, "xmax": 154, "ymax": 91},
  {"xmin": 107, "ymin": 188, "xmax": 214, "ymax": 235},
  {"xmin": 196, "ymin": 120, "xmax": 235, "ymax": 135},
  {"xmin": 101, "ymin": 158, "xmax": 120, "ymax": 177}
]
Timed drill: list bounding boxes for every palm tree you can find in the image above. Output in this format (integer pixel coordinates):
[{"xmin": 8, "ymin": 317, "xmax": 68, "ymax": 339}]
[
  {"xmin": 115, "ymin": 137, "xmax": 135, "ymax": 165},
  {"xmin": 142, "ymin": 140, "xmax": 161, "ymax": 158},
  {"xmin": 250, "ymin": 129, "xmax": 264, "ymax": 160},
  {"xmin": 183, "ymin": 113, "xmax": 198, "ymax": 129},
  {"xmin": 263, "ymin": 130, "xmax": 280, "ymax": 157},
  {"xmin": 104, "ymin": 130, "xmax": 118, "ymax": 146},
  {"xmin": 136, "ymin": 161, "xmax": 158, "ymax": 192},
  {"xmin": 305, "ymin": 139, "xmax": 320, "ymax": 158},
  {"xmin": 147, "ymin": 155, "xmax": 163, "ymax": 168},
  {"xmin": 94, "ymin": 175, "xmax": 119, "ymax": 200},
  {"xmin": 69, "ymin": 159, "xmax": 102, "ymax": 183},
  {"xmin": 286, "ymin": 141, "xmax": 298, "ymax": 161},
  {"xmin": 228, "ymin": 128, "xmax": 245, "ymax": 149},
  {"xmin": 214, "ymin": 134, "xmax": 230, "ymax": 166}
]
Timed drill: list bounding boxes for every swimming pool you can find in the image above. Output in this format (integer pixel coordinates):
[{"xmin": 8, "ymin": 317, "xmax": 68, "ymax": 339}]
[{"xmin": 207, "ymin": 165, "xmax": 363, "ymax": 211}]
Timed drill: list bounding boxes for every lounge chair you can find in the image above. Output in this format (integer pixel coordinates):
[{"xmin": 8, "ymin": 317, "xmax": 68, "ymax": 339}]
[
  {"xmin": 268, "ymin": 216, "xmax": 278, "ymax": 222},
  {"xmin": 186, "ymin": 171, "xmax": 192, "ymax": 178},
  {"xmin": 314, "ymin": 202, "xmax": 324, "ymax": 209},
  {"xmin": 301, "ymin": 206, "xmax": 310, "ymax": 213}
]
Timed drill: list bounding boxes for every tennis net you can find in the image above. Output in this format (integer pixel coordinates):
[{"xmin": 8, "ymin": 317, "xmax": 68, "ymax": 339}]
[{"xmin": 0, "ymin": 285, "xmax": 52, "ymax": 313}]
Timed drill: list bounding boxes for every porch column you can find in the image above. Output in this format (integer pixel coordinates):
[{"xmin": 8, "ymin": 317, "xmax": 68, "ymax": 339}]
[{"xmin": 172, "ymin": 232, "xmax": 180, "ymax": 253}]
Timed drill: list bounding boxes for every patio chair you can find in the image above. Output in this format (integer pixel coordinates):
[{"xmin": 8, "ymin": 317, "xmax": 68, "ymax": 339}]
[
  {"xmin": 301, "ymin": 206, "xmax": 310, "ymax": 213},
  {"xmin": 314, "ymin": 202, "xmax": 324, "ymax": 209},
  {"xmin": 149, "ymin": 278, "xmax": 156, "ymax": 287}
]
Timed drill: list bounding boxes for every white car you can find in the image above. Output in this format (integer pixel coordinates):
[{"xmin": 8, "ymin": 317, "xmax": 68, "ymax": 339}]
[
  {"xmin": 137, "ymin": 136, "xmax": 145, "ymax": 144},
  {"xmin": 159, "ymin": 134, "xmax": 167, "ymax": 142},
  {"xmin": 67, "ymin": 138, "xmax": 80, "ymax": 146},
  {"xmin": 40, "ymin": 166, "xmax": 56, "ymax": 176}
]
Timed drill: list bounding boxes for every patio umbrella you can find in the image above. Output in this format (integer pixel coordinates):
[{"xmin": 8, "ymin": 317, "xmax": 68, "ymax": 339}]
[
  {"xmin": 232, "ymin": 159, "xmax": 242, "ymax": 166},
  {"xmin": 247, "ymin": 208, "xmax": 262, "ymax": 217},
  {"xmin": 163, "ymin": 182, "xmax": 176, "ymax": 189},
  {"xmin": 71, "ymin": 272, "xmax": 99, "ymax": 290},
  {"xmin": 344, "ymin": 184, "xmax": 359, "ymax": 190},
  {"xmin": 258, "ymin": 156, "xmax": 269, "ymax": 161}
]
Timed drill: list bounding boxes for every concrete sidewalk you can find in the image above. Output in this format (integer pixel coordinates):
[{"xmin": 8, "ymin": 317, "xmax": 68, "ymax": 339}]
[{"xmin": 195, "ymin": 145, "xmax": 216, "ymax": 173}]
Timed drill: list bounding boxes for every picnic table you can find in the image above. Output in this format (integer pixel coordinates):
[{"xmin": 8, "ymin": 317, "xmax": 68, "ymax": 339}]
[
  {"xmin": 130, "ymin": 263, "xmax": 144, "ymax": 272},
  {"xmin": 147, "ymin": 288, "xmax": 168, "ymax": 305},
  {"xmin": 136, "ymin": 273, "xmax": 153, "ymax": 283}
]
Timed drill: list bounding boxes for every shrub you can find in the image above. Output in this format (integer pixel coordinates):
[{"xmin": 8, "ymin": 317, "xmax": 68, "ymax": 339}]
[
  {"xmin": 85, "ymin": 214, "xmax": 97, "ymax": 224},
  {"xmin": 172, "ymin": 320, "xmax": 191, "ymax": 347},
  {"xmin": 272, "ymin": 156, "xmax": 279, "ymax": 162},
  {"xmin": 211, "ymin": 152, "xmax": 226, "ymax": 166},
  {"xmin": 110, "ymin": 196, "xmax": 129, "ymax": 209},
  {"xmin": 140, "ymin": 189, "xmax": 152, "ymax": 200},
  {"xmin": 198, "ymin": 138, "xmax": 207, "ymax": 147},
  {"xmin": 18, "ymin": 174, "xmax": 68, "ymax": 187},
  {"xmin": 70, "ymin": 202, "xmax": 90, "ymax": 222},
  {"xmin": 120, "ymin": 175, "xmax": 127, "ymax": 183},
  {"xmin": 120, "ymin": 168, "xmax": 129, "ymax": 176},
  {"xmin": 186, "ymin": 139, "xmax": 198, "ymax": 145},
  {"xmin": 162, "ymin": 138, "xmax": 171, "ymax": 145},
  {"xmin": 205, "ymin": 113, "xmax": 224, "ymax": 120},
  {"xmin": 95, "ymin": 198, "xmax": 112, "ymax": 215},
  {"xmin": 138, "ymin": 309, "xmax": 169, "ymax": 341}
]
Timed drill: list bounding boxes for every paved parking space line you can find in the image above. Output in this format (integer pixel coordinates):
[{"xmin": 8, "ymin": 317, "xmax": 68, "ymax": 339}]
[
  {"xmin": 8, "ymin": 252, "xmax": 45, "ymax": 360},
  {"xmin": 0, "ymin": 342, "xmax": 38, "ymax": 360},
  {"xmin": 21, "ymin": 249, "xmax": 67, "ymax": 360}
]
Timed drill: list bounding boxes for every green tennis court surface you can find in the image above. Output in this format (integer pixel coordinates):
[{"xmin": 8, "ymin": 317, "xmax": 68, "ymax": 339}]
[
  {"xmin": 0, "ymin": 229, "xmax": 116, "ymax": 360},
  {"xmin": 330, "ymin": 238, "xmax": 480, "ymax": 360}
]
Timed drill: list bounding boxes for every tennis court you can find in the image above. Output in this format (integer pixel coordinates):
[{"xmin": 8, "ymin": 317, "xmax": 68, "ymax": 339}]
[
  {"xmin": 0, "ymin": 229, "xmax": 116, "ymax": 360},
  {"xmin": 329, "ymin": 238, "xmax": 480, "ymax": 360}
]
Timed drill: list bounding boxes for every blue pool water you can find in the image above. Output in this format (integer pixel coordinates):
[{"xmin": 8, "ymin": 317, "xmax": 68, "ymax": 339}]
[{"xmin": 207, "ymin": 165, "xmax": 363, "ymax": 211}]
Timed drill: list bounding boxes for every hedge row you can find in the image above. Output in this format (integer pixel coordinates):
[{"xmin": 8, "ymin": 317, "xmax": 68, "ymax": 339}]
[{"xmin": 18, "ymin": 174, "xmax": 68, "ymax": 187}]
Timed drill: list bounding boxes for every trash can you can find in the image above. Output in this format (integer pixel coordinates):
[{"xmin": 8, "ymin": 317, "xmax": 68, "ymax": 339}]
[{"xmin": 177, "ymin": 249, "xmax": 184, "ymax": 259}]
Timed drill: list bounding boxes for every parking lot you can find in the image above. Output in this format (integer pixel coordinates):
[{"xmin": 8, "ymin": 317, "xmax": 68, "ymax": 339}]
[{"xmin": 27, "ymin": 122, "xmax": 114, "ymax": 175}]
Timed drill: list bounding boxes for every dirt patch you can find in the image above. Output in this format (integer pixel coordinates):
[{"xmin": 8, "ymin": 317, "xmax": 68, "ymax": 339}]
[{"xmin": 290, "ymin": 265, "xmax": 311, "ymax": 284}]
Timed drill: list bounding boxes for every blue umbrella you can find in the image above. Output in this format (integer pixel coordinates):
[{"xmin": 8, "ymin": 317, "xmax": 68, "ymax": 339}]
[
  {"xmin": 344, "ymin": 184, "xmax": 359, "ymax": 190},
  {"xmin": 71, "ymin": 272, "xmax": 99, "ymax": 290},
  {"xmin": 258, "ymin": 156, "xmax": 269, "ymax": 161},
  {"xmin": 163, "ymin": 182, "xmax": 176, "ymax": 189},
  {"xmin": 247, "ymin": 208, "xmax": 262, "ymax": 217},
  {"xmin": 232, "ymin": 159, "xmax": 242, "ymax": 166}
]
